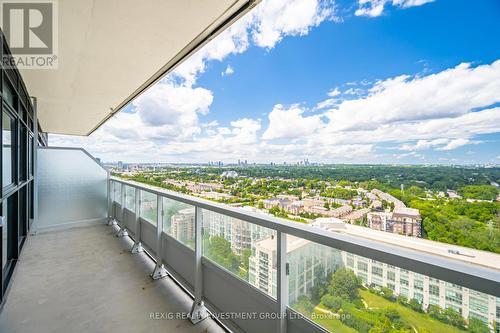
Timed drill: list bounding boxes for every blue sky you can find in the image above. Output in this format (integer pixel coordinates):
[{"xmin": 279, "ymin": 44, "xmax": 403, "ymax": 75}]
[{"xmin": 51, "ymin": 0, "xmax": 500, "ymax": 164}]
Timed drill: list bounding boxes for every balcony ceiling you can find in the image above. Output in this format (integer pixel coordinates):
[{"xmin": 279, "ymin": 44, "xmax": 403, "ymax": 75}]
[{"xmin": 20, "ymin": 0, "xmax": 255, "ymax": 135}]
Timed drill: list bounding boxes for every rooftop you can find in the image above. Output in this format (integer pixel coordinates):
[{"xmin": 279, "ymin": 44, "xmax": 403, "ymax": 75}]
[{"xmin": 317, "ymin": 219, "xmax": 500, "ymax": 270}]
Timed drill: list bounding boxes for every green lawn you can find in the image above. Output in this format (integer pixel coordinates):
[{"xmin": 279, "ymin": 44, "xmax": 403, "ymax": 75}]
[
  {"xmin": 303, "ymin": 290, "xmax": 467, "ymax": 333},
  {"xmin": 359, "ymin": 289, "xmax": 466, "ymax": 333},
  {"xmin": 312, "ymin": 306, "xmax": 358, "ymax": 333}
]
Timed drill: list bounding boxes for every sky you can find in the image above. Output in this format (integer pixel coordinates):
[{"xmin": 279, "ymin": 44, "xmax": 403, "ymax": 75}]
[{"xmin": 50, "ymin": 0, "xmax": 500, "ymax": 165}]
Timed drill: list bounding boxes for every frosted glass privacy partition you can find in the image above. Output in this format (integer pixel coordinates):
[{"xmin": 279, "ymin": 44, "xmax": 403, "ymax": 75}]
[{"xmin": 38, "ymin": 147, "xmax": 108, "ymax": 228}]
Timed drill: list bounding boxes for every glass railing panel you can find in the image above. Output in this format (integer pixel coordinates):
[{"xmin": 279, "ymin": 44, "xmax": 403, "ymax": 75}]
[
  {"xmin": 201, "ymin": 208, "xmax": 276, "ymax": 297},
  {"xmin": 162, "ymin": 197, "xmax": 195, "ymax": 249},
  {"xmin": 124, "ymin": 185, "xmax": 135, "ymax": 211},
  {"xmin": 140, "ymin": 191, "xmax": 157, "ymax": 225},
  {"xmin": 113, "ymin": 181, "xmax": 122, "ymax": 204},
  {"xmin": 286, "ymin": 236, "xmax": 496, "ymax": 333}
]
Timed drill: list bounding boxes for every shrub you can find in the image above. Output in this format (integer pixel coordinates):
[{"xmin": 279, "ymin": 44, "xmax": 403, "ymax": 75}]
[
  {"xmin": 407, "ymin": 298, "xmax": 423, "ymax": 312},
  {"xmin": 382, "ymin": 308, "xmax": 400, "ymax": 321},
  {"xmin": 396, "ymin": 295, "xmax": 408, "ymax": 304},
  {"xmin": 379, "ymin": 287, "xmax": 394, "ymax": 300},
  {"xmin": 293, "ymin": 296, "xmax": 314, "ymax": 315},
  {"xmin": 321, "ymin": 294, "xmax": 343, "ymax": 312},
  {"xmin": 341, "ymin": 310, "xmax": 373, "ymax": 333}
]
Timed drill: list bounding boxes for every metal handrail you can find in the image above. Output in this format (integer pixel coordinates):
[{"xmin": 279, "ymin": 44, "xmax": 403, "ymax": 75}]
[{"xmin": 110, "ymin": 176, "xmax": 500, "ymax": 298}]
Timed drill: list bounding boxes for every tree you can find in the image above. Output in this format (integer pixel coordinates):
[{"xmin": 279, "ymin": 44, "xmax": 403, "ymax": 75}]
[
  {"xmin": 428, "ymin": 305, "xmax": 446, "ymax": 322},
  {"xmin": 468, "ymin": 317, "xmax": 489, "ymax": 333},
  {"xmin": 328, "ymin": 268, "xmax": 361, "ymax": 301},
  {"xmin": 310, "ymin": 266, "xmax": 329, "ymax": 303},
  {"xmin": 239, "ymin": 248, "xmax": 252, "ymax": 279},
  {"xmin": 443, "ymin": 307, "xmax": 466, "ymax": 329},
  {"xmin": 204, "ymin": 236, "xmax": 240, "ymax": 274},
  {"xmin": 459, "ymin": 185, "xmax": 499, "ymax": 200}
]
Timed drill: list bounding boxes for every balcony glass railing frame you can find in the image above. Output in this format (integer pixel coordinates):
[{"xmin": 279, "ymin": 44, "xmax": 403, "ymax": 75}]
[{"xmin": 109, "ymin": 177, "xmax": 500, "ymax": 333}]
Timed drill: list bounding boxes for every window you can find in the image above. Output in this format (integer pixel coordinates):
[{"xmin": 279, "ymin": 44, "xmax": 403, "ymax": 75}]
[
  {"xmin": 429, "ymin": 284, "xmax": 440, "ymax": 297},
  {"xmin": 357, "ymin": 261, "xmax": 368, "ymax": 272},
  {"xmin": 19, "ymin": 126, "xmax": 28, "ymax": 181},
  {"xmin": 445, "ymin": 290, "xmax": 463, "ymax": 304},
  {"xmin": 414, "ymin": 279, "xmax": 424, "ymax": 291},
  {"xmin": 2, "ymin": 77, "xmax": 15, "ymax": 108},
  {"xmin": 372, "ymin": 266, "xmax": 383, "ymax": 277},
  {"xmin": 3, "ymin": 111, "xmax": 15, "ymax": 188},
  {"xmin": 2, "ymin": 196, "xmax": 16, "ymax": 272},
  {"xmin": 28, "ymin": 135, "xmax": 34, "ymax": 177},
  {"xmin": 1, "ymin": 200, "xmax": 8, "ymax": 270}
]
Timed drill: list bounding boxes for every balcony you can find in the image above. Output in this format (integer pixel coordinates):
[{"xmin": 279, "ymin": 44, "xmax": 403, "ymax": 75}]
[
  {"xmin": 0, "ymin": 223, "xmax": 224, "ymax": 333},
  {"xmin": 0, "ymin": 2, "xmax": 498, "ymax": 331},
  {"xmin": 1, "ymin": 147, "xmax": 498, "ymax": 333}
]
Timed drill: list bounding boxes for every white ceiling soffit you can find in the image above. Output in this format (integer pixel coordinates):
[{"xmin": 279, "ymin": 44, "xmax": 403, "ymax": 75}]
[{"xmin": 20, "ymin": 0, "xmax": 257, "ymax": 136}]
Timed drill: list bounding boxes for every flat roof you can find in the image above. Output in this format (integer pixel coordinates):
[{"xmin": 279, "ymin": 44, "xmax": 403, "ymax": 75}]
[{"xmin": 321, "ymin": 221, "xmax": 500, "ymax": 270}]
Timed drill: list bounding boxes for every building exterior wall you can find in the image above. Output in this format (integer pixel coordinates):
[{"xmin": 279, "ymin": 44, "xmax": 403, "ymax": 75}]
[{"xmin": 248, "ymin": 232, "xmax": 498, "ymax": 325}]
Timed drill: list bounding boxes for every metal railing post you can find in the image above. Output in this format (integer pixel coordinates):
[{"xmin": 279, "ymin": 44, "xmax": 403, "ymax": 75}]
[
  {"xmin": 190, "ymin": 206, "xmax": 208, "ymax": 324},
  {"xmin": 108, "ymin": 181, "xmax": 117, "ymax": 226},
  {"xmin": 131, "ymin": 188, "xmax": 143, "ymax": 253},
  {"xmin": 116, "ymin": 184, "xmax": 128, "ymax": 237},
  {"xmin": 277, "ymin": 231, "xmax": 288, "ymax": 333},
  {"xmin": 151, "ymin": 195, "xmax": 167, "ymax": 279},
  {"xmin": 106, "ymin": 178, "xmax": 112, "ymax": 225},
  {"xmin": 31, "ymin": 96, "xmax": 39, "ymax": 235}
]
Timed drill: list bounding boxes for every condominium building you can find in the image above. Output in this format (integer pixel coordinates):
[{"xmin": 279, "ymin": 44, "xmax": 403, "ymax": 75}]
[
  {"xmin": 248, "ymin": 235, "xmax": 342, "ymax": 302},
  {"xmin": 367, "ymin": 207, "xmax": 421, "ymax": 236},
  {"xmin": 202, "ymin": 207, "xmax": 273, "ymax": 255},
  {"xmin": 248, "ymin": 219, "xmax": 499, "ymax": 325},
  {"xmin": 171, "ymin": 208, "xmax": 195, "ymax": 245},
  {"xmin": 343, "ymin": 252, "xmax": 499, "ymax": 325}
]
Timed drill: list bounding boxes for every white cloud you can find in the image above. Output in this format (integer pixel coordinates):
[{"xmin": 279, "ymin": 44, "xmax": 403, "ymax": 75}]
[
  {"xmin": 327, "ymin": 87, "xmax": 340, "ymax": 97},
  {"xmin": 172, "ymin": 0, "xmax": 337, "ymax": 85},
  {"xmin": 323, "ymin": 61, "xmax": 500, "ymax": 133},
  {"xmin": 222, "ymin": 65, "xmax": 234, "ymax": 76},
  {"xmin": 251, "ymin": 0, "xmax": 338, "ymax": 48},
  {"xmin": 133, "ymin": 81, "xmax": 212, "ymax": 130},
  {"xmin": 262, "ymin": 104, "xmax": 324, "ymax": 140},
  {"xmin": 399, "ymin": 138, "xmax": 478, "ymax": 152},
  {"xmin": 261, "ymin": 60, "xmax": 500, "ymax": 161},
  {"xmin": 436, "ymin": 138, "xmax": 470, "ymax": 151},
  {"xmin": 399, "ymin": 138, "xmax": 449, "ymax": 151},
  {"xmin": 315, "ymin": 98, "xmax": 338, "ymax": 110},
  {"xmin": 355, "ymin": 0, "xmax": 434, "ymax": 17}
]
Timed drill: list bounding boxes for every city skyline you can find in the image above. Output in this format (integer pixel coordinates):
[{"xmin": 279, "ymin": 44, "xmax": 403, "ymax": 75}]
[{"xmin": 50, "ymin": 0, "xmax": 500, "ymax": 164}]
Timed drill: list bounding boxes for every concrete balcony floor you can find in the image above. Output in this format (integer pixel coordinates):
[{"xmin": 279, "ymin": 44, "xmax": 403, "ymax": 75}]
[{"xmin": 0, "ymin": 223, "xmax": 226, "ymax": 333}]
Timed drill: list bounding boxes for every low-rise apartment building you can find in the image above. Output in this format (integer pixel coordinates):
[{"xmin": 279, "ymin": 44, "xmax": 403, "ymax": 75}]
[
  {"xmin": 371, "ymin": 188, "xmax": 406, "ymax": 208},
  {"xmin": 368, "ymin": 207, "xmax": 421, "ymax": 236}
]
